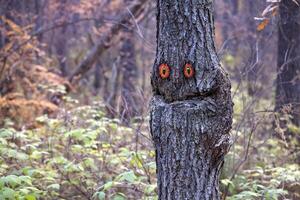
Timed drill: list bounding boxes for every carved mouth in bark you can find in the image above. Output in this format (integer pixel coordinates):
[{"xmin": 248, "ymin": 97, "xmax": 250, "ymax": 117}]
[
  {"xmin": 150, "ymin": 67, "xmax": 233, "ymax": 199},
  {"xmin": 152, "ymin": 66, "xmax": 221, "ymax": 103}
]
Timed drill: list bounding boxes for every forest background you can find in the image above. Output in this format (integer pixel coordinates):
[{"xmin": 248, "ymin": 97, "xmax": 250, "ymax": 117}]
[{"xmin": 0, "ymin": 0, "xmax": 299, "ymax": 199}]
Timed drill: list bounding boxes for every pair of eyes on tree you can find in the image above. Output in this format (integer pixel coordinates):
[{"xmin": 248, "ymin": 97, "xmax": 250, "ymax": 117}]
[{"xmin": 159, "ymin": 63, "xmax": 194, "ymax": 79}]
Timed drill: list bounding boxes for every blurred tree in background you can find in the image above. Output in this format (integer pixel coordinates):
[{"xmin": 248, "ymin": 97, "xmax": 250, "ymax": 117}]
[
  {"xmin": 0, "ymin": 0, "xmax": 299, "ymax": 199},
  {"xmin": 275, "ymin": 0, "xmax": 300, "ymax": 148}
]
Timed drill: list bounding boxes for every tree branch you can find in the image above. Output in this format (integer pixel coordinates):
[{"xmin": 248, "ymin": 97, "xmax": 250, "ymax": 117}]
[{"xmin": 68, "ymin": 0, "xmax": 149, "ymax": 84}]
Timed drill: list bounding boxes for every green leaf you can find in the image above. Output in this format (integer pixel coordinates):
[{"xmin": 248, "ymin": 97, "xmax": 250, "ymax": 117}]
[
  {"xmin": 84, "ymin": 158, "xmax": 96, "ymax": 169},
  {"xmin": 221, "ymin": 179, "xmax": 234, "ymax": 187},
  {"xmin": 65, "ymin": 129, "xmax": 85, "ymax": 140},
  {"xmin": 30, "ymin": 151, "xmax": 43, "ymax": 160},
  {"xmin": 47, "ymin": 184, "xmax": 60, "ymax": 191},
  {"xmin": 51, "ymin": 156, "xmax": 68, "ymax": 165},
  {"xmin": 0, "ymin": 128, "xmax": 14, "ymax": 138},
  {"xmin": 103, "ymin": 181, "xmax": 114, "ymax": 191},
  {"xmin": 1, "ymin": 187, "xmax": 15, "ymax": 199},
  {"xmin": 25, "ymin": 194, "xmax": 37, "ymax": 200},
  {"xmin": 5, "ymin": 149, "xmax": 29, "ymax": 160},
  {"xmin": 117, "ymin": 171, "xmax": 137, "ymax": 183},
  {"xmin": 36, "ymin": 115, "xmax": 49, "ymax": 123},
  {"xmin": 19, "ymin": 176, "xmax": 32, "ymax": 185},
  {"xmin": 97, "ymin": 192, "xmax": 106, "ymax": 200},
  {"xmin": 3, "ymin": 175, "xmax": 21, "ymax": 188},
  {"xmin": 235, "ymin": 191, "xmax": 261, "ymax": 199},
  {"xmin": 113, "ymin": 193, "xmax": 126, "ymax": 200},
  {"xmin": 19, "ymin": 188, "xmax": 30, "ymax": 195},
  {"xmin": 145, "ymin": 184, "xmax": 156, "ymax": 195},
  {"xmin": 0, "ymin": 178, "xmax": 4, "ymax": 189},
  {"xmin": 130, "ymin": 154, "xmax": 143, "ymax": 169}
]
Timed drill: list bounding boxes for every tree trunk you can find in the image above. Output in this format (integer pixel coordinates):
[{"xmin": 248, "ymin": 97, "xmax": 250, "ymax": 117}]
[
  {"xmin": 105, "ymin": 58, "xmax": 121, "ymax": 118},
  {"xmin": 119, "ymin": 30, "xmax": 140, "ymax": 124},
  {"xmin": 245, "ymin": 1, "xmax": 258, "ymax": 96},
  {"xmin": 150, "ymin": 1, "xmax": 233, "ymax": 200},
  {"xmin": 275, "ymin": 0, "xmax": 300, "ymax": 127},
  {"xmin": 93, "ymin": 59, "xmax": 103, "ymax": 92},
  {"xmin": 55, "ymin": 0, "xmax": 68, "ymax": 76},
  {"xmin": 68, "ymin": 0, "xmax": 149, "ymax": 83}
]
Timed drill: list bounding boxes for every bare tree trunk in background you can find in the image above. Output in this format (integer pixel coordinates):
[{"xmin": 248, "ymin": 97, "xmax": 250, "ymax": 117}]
[
  {"xmin": 223, "ymin": 0, "xmax": 238, "ymax": 52},
  {"xmin": 105, "ymin": 58, "xmax": 121, "ymax": 118},
  {"xmin": 276, "ymin": 0, "xmax": 300, "ymax": 133},
  {"xmin": 245, "ymin": 0, "xmax": 268, "ymax": 96},
  {"xmin": 0, "ymin": 1, "xmax": 10, "ymax": 48},
  {"xmin": 245, "ymin": 1, "xmax": 258, "ymax": 96},
  {"xmin": 55, "ymin": 0, "xmax": 68, "ymax": 76},
  {"xmin": 68, "ymin": 0, "xmax": 149, "ymax": 83},
  {"xmin": 34, "ymin": 0, "xmax": 47, "ymax": 42},
  {"xmin": 119, "ymin": 30, "xmax": 140, "ymax": 124},
  {"xmin": 214, "ymin": 0, "xmax": 238, "ymax": 81},
  {"xmin": 150, "ymin": 1, "xmax": 233, "ymax": 199},
  {"xmin": 93, "ymin": 59, "xmax": 103, "ymax": 92}
]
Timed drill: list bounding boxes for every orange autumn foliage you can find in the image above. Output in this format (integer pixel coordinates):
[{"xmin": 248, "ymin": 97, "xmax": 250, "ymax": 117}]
[
  {"xmin": 0, "ymin": 16, "xmax": 72, "ymax": 128},
  {"xmin": 0, "ymin": 64, "xmax": 71, "ymax": 128},
  {"xmin": 0, "ymin": 95, "xmax": 58, "ymax": 129}
]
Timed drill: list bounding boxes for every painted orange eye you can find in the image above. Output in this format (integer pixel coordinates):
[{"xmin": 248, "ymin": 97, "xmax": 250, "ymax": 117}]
[
  {"xmin": 183, "ymin": 63, "xmax": 194, "ymax": 78},
  {"xmin": 159, "ymin": 64, "xmax": 170, "ymax": 79}
]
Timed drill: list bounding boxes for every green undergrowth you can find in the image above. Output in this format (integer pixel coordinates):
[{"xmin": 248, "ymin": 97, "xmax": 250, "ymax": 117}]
[
  {"xmin": 0, "ymin": 105, "xmax": 156, "ymax": 200},
  {"xmin": 0, "ymin": 103, "xmax": 299, "ymax": 199}
]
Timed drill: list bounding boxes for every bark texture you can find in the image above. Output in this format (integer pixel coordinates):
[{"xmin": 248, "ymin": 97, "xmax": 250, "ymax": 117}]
[{"xmin": 150, "ymin": 1, "xmax": 233, "ymax": 199}]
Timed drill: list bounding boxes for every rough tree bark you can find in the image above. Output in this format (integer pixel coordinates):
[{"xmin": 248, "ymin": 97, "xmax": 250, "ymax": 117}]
[
  {"xmin": 150, "ymin": 1, "xmax": 233, "ymax": 199},
  {"xmin": 275, "ymin": 0, "xmax": 300, "ymax": 127}
]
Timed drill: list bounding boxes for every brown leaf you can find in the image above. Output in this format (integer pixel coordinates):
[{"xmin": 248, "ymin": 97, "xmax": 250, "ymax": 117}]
[
  {"xmin": 2, "ymin": 17, "xmax": 23, "ymax": 35},
  {"xmin": 257, "ymin": 19, "xmax": 270, "ymax": 31}
]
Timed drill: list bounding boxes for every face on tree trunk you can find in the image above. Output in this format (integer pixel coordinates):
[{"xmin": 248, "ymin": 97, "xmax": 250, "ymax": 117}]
[
  {"xmin": 151, "ymin": 0, "xmax": 223, "ymax": 103},
  {"xmin": 150, "ymin": 1, "xmax": 233, "ymax": 199}
]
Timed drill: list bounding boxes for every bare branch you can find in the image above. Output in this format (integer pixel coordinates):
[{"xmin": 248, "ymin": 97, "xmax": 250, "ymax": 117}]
[{"xmin": 68, "ymin": 0, "xmax": 150, "ymax": 84}]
